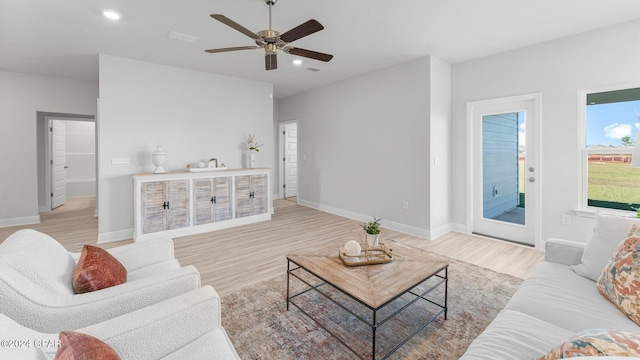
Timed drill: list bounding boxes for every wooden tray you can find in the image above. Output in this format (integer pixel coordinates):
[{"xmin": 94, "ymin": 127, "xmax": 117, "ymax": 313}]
[{"xmin": 338, "ymin": 243, "xmax": 393, "ymax": 267}]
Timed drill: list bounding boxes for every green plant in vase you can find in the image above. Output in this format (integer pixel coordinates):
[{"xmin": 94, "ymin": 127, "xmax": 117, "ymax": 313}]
[{"xmin": 362, "ymin": 217, "xmax": 381, "ymax": 248}]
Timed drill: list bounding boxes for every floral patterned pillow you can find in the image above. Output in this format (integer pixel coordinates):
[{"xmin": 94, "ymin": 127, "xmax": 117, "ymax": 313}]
[
  {"xmin": 597, "ymin": 224, "xmax": 640, "ymax": 325},
  {"xmin": 535, "ymin": 329, "xmax": 640, "ymax": 359}
]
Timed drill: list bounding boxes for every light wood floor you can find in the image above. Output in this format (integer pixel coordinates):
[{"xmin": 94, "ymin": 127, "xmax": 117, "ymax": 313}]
[{"xmin": 0, "ymin": 197, "xmax": 543, "ymax": 297}]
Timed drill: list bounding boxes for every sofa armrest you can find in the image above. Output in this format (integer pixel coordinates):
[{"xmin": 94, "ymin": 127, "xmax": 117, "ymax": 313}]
[
  {"xmin": 544, "ymin": 238, "xmax": 585, "ymax": 266},
  {"xmin": 77, "ymin": 286, "xmax": 224, "ymax": 359},
  {"xmin": 107, "ymin": 237, "xmax": 176, "ymax": 271},
  {"xmin": 0, "ymin": 265, "xmax": 201, "ymax": 333}
]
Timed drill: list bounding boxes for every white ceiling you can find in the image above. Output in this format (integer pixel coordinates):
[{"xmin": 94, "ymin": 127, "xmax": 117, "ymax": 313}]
[{"xmin": 2, "ymin": 0, "xmax": 640, "ymax": 99}]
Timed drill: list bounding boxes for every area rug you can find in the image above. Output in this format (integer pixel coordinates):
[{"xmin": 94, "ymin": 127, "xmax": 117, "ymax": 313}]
[{"xmin": 221, "ymin": 250, "xmax": 522, "ymax": 359}]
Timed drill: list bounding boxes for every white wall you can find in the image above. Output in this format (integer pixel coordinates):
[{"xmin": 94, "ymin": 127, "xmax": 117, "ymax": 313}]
[
  {"xmin": 98, "ymin": 55, "xmax": 273, "ymax": 242},
  {"xmin": 451, "ymin": 19, "xmax": 640, "ymax": 244},
  {"xmin": 0, "ymin": 71, "xmax": 97, "ymax": 227},
  {"xmin": 278, "ymin": 56, "xmax": 451, "ymax": 238}
]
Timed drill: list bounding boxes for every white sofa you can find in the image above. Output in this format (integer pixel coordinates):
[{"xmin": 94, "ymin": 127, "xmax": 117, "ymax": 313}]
[
  {"xmin": 0, "ymin": 286, "xmax": 240, "ymax": 360},
  {"xmin": 461, "ymin": 214, "xmax": 640, "ymax": 359},
  {"xmin": 0, "ymin": 229, "xmax": 201, "ymax": 333}
]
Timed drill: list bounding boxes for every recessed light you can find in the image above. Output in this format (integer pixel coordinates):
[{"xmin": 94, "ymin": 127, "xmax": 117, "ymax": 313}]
[
  {"xmin": 292, "ymin": 59, "xmax": 302, "ymax": 66},
  {"xmin": 103, "ymin": 11, "xmax": 121, "ymax": 20}
]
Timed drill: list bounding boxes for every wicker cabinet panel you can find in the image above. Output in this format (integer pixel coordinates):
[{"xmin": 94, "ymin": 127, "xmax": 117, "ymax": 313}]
[
  {"xmin": 194, "ymin": 177, "xmax": 232, "ymax": 225},
  {"xmin": 251, "ymin": 174, "xmax": 268, "ymax": 216},
  {"xmin": 236, "ymin": 174, "xmax": 268, "ymax": 218},
  {"xmin": 166, "ymin": 180, "xmax": 189, "ymax": 230},
  {"xmin": 213, "ymin": 177, "xmax": 232, "ymax": 221},
  {"xmin": 141, "ymin": 182, "xmax": 166, "ymax": 234},
  {"xmin": 141, "ymin": 180, "xmax": 189, "ymax": 233},
  {"xmin": 235, "ymin": 175, "xmax": 252, "ymax": 218}
]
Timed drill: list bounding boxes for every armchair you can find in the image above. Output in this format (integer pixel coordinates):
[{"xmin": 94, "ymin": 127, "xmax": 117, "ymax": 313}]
[
  {"xmin": 0, "ymin": 229, "xmax": 200, "ymax": 333},
  {"xmin": 0, "ymin": 286, "xmax": 240, "ymax": 360}
]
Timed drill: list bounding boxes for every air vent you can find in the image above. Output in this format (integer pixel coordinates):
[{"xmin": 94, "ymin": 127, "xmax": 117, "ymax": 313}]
[
  {"xmin": 305, "ymin": 67, "xmax": 321, "ymax": 72},
  {"xmin": 168, "ymin": 31, "xmax": 199, "ymax": 43}
]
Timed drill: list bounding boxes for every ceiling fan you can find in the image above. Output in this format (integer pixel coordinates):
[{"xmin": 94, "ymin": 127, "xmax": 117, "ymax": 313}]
[{"xmin": 205, "ymin": 0, "xmax": 333, "ymax": 70}]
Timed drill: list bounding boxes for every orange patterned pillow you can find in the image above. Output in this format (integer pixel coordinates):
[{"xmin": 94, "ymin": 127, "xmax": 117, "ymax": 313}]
[
  {"xmin": 55, "ymin": 331, "xmax": 120, "ymax": 360},
  {"xmin": 597, "ymin": 224, "xmax": 640, "ymax": 325},
  {"xmin": 72, "ymin": 245, "xmax": 127, "ymax": 294},
  {"xmin": 536, "ymin": 329, "xmax": 640, "ymax": 359}
]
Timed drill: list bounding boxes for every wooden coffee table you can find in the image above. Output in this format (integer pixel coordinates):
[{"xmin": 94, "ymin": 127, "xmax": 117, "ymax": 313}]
[{"xmin": 286, "ymin": 242, "xmax": 448, "ymax": 360}]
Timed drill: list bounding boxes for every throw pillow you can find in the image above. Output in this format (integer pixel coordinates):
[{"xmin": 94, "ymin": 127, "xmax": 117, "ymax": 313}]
[
  {"xmin": 55, "ymin": 331, "xmax": 120, "ymax": 360},
  {"xmin": 570, "ymin": 211, "xmax": 640, "ymax": 281},
  {"xmin": 597, "ymin": 224, "xmax": 640, "ymax": 325},
  {"xmin": 535, "ymin": 329, "xmax": 640, "ymax": 359},
  {"xmin": 72, "ymin": 245, "xmax": 127, "ymax": 294}
]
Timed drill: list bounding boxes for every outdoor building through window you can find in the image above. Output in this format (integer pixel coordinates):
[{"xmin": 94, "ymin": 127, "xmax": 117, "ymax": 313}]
[{"xmin": 584, "ymin": 87, "xmax": 640, "ymax": 212}]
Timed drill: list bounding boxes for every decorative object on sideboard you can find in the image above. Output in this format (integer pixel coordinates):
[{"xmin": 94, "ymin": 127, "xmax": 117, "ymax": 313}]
[
  {"xmin": 151, "ymin": 144, "xmax": 167, "ymax": 174},
  {"xmin": 244, "ymin": 133, "xmax": 262, "ymax": 168},
  {"xmin": 362, "ymin": 217, "xmax": 381, "ymax": 248}
]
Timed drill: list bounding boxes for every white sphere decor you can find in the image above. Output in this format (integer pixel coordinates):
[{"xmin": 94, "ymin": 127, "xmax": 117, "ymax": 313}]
[{"xmin": 343, "ymin": 240, "xmax": 362, "ymax": 256}]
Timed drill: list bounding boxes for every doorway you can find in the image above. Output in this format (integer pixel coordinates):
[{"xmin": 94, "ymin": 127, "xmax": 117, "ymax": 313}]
[
  {"xmin": 279, "ymin": 120, "xmax": 298, "ymax": 202},
  {"xmin": 39, "ymin": 112, "xmax": 96, "ymax": 213},
  {"xmin": 467, "ymin": 94, "xmax": 540, "ymax": 246}
]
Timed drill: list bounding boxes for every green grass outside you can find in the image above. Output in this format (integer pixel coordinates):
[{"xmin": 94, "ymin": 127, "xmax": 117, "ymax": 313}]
[
  {"xmin": 517, "ymin": 158, "xmax": 640, "ymax": 210},
  {"xmin": 588, "ymin": 161, "xmax": 640, "ymax": 209}
]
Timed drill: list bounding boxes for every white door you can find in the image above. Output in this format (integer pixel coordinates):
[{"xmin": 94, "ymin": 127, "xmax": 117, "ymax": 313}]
[
  {"xmin": 282, "ymin": 122, "xmax": 298, "ymax": 198},
  {"xmin": 469, "ymin": 94, "xmax": 540, "ymax": 246},
  {"xmin": 51, "ymin": 120, "xmax": 67, "ymax": 209}
]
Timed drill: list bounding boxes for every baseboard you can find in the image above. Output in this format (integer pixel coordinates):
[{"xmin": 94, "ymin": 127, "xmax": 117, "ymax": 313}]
[
  {"xmin": 297, "ymin": 199, "xmax": 452, "ymax": 240},
  {"xmin": 0, "ymin": 215, "xmax": 40, "ymax": 228},
  {"xmin": 98, "ymin": 229, "xmax": 133, "ymax": 244}
]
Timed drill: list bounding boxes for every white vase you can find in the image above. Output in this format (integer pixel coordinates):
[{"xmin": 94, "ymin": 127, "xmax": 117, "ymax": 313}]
[
  {"xmin": 249, "ymin": 152, "xmax": 255, "ymax": 168},
  {"xmin": 151, "ymin": 145, "xmax": 167, "ymax": 174},
  {"xmin": 365, "ymin": 233, "xmax": 379, "ymax": 248}
]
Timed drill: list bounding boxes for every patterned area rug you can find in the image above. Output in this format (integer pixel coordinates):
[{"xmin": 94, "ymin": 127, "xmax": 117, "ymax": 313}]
[{"xmin": 221, "ymin": 248, "xmax": 522, "ymax": 359}]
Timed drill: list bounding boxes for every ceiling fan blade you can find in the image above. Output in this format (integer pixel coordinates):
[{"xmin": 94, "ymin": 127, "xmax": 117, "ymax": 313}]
[
  {"xmin": 210, "ymin": 14, "xmax": 259, "ymax": 40},
  {"xmin": 205, "ymin": 46, "xmax": 259, "ymax": 54},
  {"xmin": 265, "ymin": 52, "xmax": 278, "ymax": 70},
  {"xmin": 287, "ymin": 47, "xmax": 333, "ymax": 62},
  {"xmin": 280, "ymin": 19, "xmax": 324, "ymax": 43}
]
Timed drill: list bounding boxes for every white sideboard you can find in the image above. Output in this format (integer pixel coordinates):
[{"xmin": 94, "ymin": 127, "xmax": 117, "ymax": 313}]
[{"xmin": 133, "ymin": 168, "xmax": 271, "ymax": 241}]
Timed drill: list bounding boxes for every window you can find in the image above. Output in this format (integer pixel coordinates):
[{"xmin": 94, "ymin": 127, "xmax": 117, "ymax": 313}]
[{"xmin": 583, "ymin": 87, "xmax": 640, "ymax": 212}]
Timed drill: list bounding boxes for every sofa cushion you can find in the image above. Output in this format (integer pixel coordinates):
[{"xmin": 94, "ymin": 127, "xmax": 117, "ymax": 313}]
[
  {"xmin": 535, "ymin": 329, "xmax": 640, "ymax": 359},
  {"xmin": 506, "ymin": 261, "xmax": 640, "ymax": 333},
  {"xmin": 571, "ymin": 212, "xmax": 640, "ymax": 282},
  {"xmin": 55, "ymin": 331, "xmax": 120, "ymax": 360},
  {"xmin": 459, "ymin": 309, "xmax": 573, "ymax": 360},
  {"xmin": 597, "ymin": 225, "xmax": 640, "ymax": 325},
  {"xmin": 72, "ymin": 245, "xmax": 127, "ymax": 294},
  {"xmin": 0, "ymin": 229, "xmax": 76, "ymax": 295}
]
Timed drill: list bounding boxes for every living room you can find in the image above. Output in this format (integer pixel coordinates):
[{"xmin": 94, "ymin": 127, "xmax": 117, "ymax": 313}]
[{"xmin": 3, "ymin": 1, "xmax": 640, "ymax": 359}]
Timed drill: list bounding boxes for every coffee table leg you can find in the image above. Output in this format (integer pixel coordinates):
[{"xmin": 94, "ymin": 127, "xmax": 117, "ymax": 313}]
[
  {"xmin": 286, "ymin": 259, "xmax": 291, "ymax": 311},
  {"xmin": 372, "ymin": 310, "xmax": 377, "ymax": 360}
]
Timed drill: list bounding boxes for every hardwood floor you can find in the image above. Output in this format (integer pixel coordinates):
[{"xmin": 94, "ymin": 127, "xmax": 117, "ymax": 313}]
[{"xmin": 0, "ymin": 197, "xmax": 543, "ymax": 297}]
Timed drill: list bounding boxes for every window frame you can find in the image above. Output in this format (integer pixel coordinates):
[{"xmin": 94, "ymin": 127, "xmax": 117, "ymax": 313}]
[{"xmin": 577, "ymin": 83, "xmax": 640, "ymax": 218}]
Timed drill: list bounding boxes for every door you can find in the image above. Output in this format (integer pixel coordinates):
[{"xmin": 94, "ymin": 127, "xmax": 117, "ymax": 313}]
[
  {"xmin": 283, "ymin": 122, "xmax": 298, "ymax": 198},
  {"xmin": 469, "ymin": 94, "xmax": 540, "ymax": 245},
  {"xmin": 51, "ymin": 120, "xmax": 67, "ymax": 209}
]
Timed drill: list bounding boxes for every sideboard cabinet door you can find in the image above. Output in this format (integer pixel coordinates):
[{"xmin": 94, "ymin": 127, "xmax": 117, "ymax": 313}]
[
  {"xmin": 141, "ymin": 180, "xmax": 189, "ymax": 233},
  {"xmin": 194, "ymin": 177, "xmax": 232, "ymax": 225},
  {"xmin": 235, "ymin": 174, "xmax": 268, "ymax": 218}
]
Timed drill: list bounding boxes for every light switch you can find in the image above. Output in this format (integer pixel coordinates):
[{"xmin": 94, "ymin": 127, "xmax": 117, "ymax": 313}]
[{"xmin": 111, "ymin": 158, "xmax": 130, "ymax": 166}]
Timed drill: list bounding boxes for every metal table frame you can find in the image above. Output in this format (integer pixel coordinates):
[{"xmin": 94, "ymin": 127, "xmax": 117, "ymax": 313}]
[{"xmin": 286, "ymin": 258, "xmax": 448, "ymax": 360}]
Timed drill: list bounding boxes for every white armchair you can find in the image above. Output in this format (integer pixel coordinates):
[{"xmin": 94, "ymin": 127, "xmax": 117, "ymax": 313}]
[
  {"xmin": 0, "ymin": 229, "xmax": 201, "ymax": 333},
  {"xmin": 0, "ymin": 286, "xmax": 240, "ymax": 360}
]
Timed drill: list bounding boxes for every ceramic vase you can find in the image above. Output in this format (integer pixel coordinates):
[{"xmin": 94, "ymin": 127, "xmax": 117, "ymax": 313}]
[
  {"xmin": 152, "ymin": 145, "xmax": 167, "ymax": 174},
  {"xmin": 365, "ymin": 233, "xmax": 380, "ymax": 248},
  {"xmin": 249, "ymin": 152, "xmax": 255, "ymax": 168}
]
